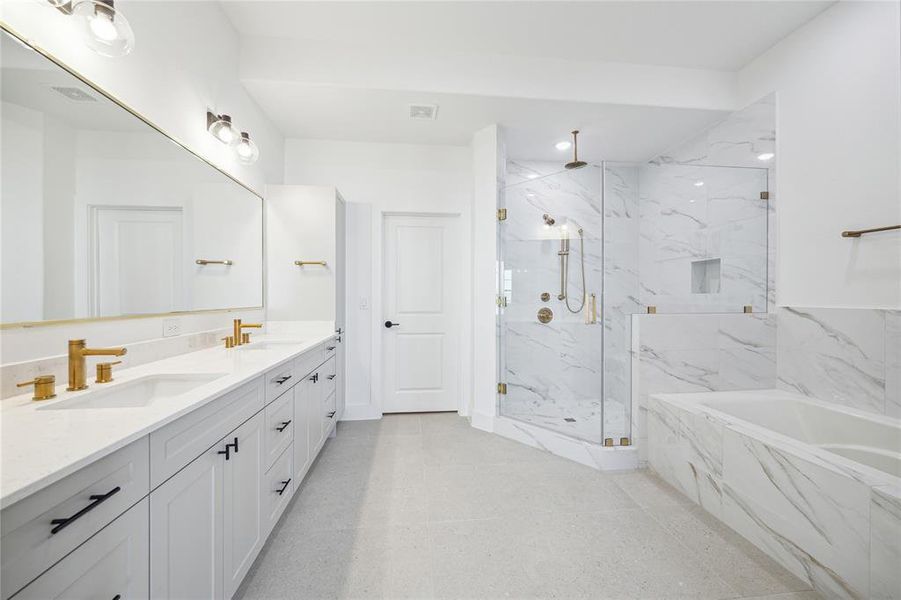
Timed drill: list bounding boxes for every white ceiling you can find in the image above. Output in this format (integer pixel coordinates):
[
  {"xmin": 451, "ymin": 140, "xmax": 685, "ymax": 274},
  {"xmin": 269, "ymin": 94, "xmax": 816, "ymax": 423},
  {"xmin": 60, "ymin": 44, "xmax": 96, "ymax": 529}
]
[
  {"xmin": 242, "ymin": 80, "xmax": 727, "ymax": 161},
  {"xmin": 223, "ymin": 1, "xmax": 833, "ymax": 71}
]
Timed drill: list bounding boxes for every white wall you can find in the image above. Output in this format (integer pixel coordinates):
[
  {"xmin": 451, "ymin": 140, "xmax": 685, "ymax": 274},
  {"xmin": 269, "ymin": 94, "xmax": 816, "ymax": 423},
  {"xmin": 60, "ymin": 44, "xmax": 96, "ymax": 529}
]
[
  {"xmin": 1, "ymin": 0, "xmax": 280, "ymax": 360},
  {"xmin": 738, "ymin": 0, "xmax": 901, "ymax": 309},
  {"xmin": 284, "ymin": 139, "xmax": 472, "ymax": 419}
]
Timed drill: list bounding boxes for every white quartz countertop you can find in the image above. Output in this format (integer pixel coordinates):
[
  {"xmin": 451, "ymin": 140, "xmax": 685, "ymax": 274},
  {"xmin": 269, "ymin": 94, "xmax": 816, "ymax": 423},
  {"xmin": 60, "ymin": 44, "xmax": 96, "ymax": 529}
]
[{"xmin": 0, "ymin": 330, "xmax": 337, "ymax": 509}]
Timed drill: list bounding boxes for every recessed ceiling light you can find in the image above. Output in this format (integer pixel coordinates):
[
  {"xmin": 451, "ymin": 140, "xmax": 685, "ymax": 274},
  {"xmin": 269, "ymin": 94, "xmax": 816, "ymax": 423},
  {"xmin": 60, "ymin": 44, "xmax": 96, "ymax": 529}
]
[
  {"xmin": 555, "ymin": 141, "xmax": 572, "ymax": 151},
  {"xmin": 694, "ymin": 181, "xmax": 705, "ymax": 187},
  {"xmin": 757, "ymin": 152, "xmax": 775, "ymax": 161}
]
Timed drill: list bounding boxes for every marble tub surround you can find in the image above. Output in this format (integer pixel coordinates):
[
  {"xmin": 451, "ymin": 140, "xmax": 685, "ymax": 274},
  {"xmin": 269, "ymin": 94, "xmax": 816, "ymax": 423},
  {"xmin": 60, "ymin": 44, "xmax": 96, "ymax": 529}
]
[
  {"xmin": 649, "ymin": 389, "xmax": 901, "ymax": 599},
  {"xmin": 776, "ymin": 307, "xmax": 900, "ymax": 416},
  {"xmin": 631, "ymin": 312, "xmax": 777, "ymax": 462},
  {"xmin": 0, "ymin": 327, "xmax": 337, "ymax": 508}
]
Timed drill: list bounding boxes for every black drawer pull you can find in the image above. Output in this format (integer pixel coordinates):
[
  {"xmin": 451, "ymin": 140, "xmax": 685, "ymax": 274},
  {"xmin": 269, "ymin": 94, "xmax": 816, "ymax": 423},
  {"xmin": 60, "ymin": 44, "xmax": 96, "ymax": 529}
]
[
  {"xmin": 309, "ymin": 373, "xmax": 319, "ymax": 383},
  {"xmin": 231, "ymin": 436, "xmax": 239, "ymax": 454},
  {"xmin": 326, "ymin": 346, "xmax": 336, "ymax": 351},
  {"xmin": 276, "ymin": 420, "xmax": 292, "ymax": 432},
  {"xmin": 113, "ymin": 596, "xmax": 121, "ymax": 600},
  {"xmin": 50, "ymin": 486, "xmax": 121, "ymax": 534},
  {"xmin": 275, "ymin": 375, "xmax": 292, "ymax": 385},
  {"xmin": 327, "ymin": 374, "xmax": 336, "ymax": 381},
  {"xmin": 276, "ymin": 479, "xmax": 292, "ymax": 495},
  {"xmin": 327, "ymin": 411, "xmax": 336, "ymax": 418},
  {"xmin": 218, "ymin": 446, "xmax": 231, "ymax": 460}
]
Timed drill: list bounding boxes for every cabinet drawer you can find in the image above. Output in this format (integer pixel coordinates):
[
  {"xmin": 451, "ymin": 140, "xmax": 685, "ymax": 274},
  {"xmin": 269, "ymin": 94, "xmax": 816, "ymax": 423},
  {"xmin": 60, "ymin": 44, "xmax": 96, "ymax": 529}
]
[
  {"xmin": 264, "ymin": 361, "xmax": 296, "ymax": 404},
  {"xmin": 264, "ymin": 389, "xmax": 294, "ymax": 470},
  {"xmin": 1, "ymin": 438, "xmax": 149, "ymax": 600},
  {"xmin": 263, "ymin": 445, "xmax": 293, "ymax": 537},
  {"xmin": 321, "ymin": 356, "xmax": 337, "ymax": 400},
  {"xmin": 11, "ymin": 498, "xmax": 149, "ymax": 600},
  {"xmin": 321, "ymin": 391, "xmax": 337, "ymax": 440},
  {"xmin": 149, "ymin": 377, "xmax": 263, "ymax": 488}
]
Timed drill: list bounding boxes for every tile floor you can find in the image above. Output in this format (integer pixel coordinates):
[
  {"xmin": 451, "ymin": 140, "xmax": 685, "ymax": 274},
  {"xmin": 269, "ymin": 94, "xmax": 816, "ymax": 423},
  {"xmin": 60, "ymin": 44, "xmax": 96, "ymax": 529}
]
[{"xmin": 236, "ymin": 413, "xmax": 818, "ymax": 600}]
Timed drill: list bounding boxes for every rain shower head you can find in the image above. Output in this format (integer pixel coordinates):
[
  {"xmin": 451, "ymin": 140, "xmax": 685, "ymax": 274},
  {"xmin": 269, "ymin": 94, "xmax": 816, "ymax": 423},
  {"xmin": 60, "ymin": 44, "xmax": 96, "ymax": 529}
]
[
  {"xmin": 564, "ymin": 130, "xmax": 588, "ymax": 170},
  {"xmin": 543, "ymin": 214, "xmax": 556, "ymax": 226}
]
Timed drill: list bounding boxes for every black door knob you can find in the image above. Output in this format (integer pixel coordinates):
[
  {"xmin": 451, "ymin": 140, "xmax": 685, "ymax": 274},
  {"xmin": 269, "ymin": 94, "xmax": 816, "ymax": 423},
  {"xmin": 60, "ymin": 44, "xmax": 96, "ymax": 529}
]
[{"xmin": 384, "ymin": 321, "xmax": 400, "ymax": 328}]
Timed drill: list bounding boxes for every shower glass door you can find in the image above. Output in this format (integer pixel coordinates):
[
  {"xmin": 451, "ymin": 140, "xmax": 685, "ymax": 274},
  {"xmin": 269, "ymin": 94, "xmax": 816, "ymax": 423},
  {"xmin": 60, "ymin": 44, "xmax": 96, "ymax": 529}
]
[{"xmin": 497, "ymin": 162, "xmax": 604, "ymax": 444}]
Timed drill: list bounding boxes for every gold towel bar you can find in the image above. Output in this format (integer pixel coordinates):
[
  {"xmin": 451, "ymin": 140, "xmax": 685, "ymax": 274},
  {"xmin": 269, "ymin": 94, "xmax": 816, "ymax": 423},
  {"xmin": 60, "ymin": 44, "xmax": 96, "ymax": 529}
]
[
  {"xmin": 841, "ymin": 225, "xmax": 900, "ymax": 238},
  {"xmin": 295, "ymin": 260, "xmax": 328, "ymax": 267},
  {"xmin": 195, "ymin": 259, "xmax": 233, "ymax": 265}
]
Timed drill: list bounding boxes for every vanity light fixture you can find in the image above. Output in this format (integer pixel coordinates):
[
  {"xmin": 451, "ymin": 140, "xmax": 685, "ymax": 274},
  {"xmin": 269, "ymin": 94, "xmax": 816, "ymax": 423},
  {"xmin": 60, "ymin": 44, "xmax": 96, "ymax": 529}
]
[
  {"xmin": 694, "ymin": 180, "xmax": 705, "ymax": 187},
  {"xmin": 207, "ymin": 112, "xmax": 237, "ymax": 145},
  {"xmin": 69, "ymin": 0, "xmax": 135, "ymax": 57},
  {"xmin": 235, "ymin": 132, "xmax": 260, "ymax": 164},
  {"xmin": 757, "ymin": 152, "xmax": 775, "ymax": 161}
]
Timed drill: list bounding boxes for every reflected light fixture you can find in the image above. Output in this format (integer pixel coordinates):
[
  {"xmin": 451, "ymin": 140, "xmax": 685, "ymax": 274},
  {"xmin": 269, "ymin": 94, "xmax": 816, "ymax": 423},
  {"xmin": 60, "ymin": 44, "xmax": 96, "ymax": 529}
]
[
  {"xmin": 555, "ymin": 140, "xmax": 572, "ymax": 151},
  {"xmin": 69, "ymin": 0, "xmax": 135, "ymax": 57},
  {"xmin": 207, "ymin": 112, "xmax": 237, "ymax": 145},
  {"xmin": 235, "ymin": 132, "xmax": 260, "ymax": 164},
  {"xmin": 694, "ymin": 180, "xmax": 705, "ymax": 187},
  {"xmin": 757, "ymin": 152, "xmax": 775, "ymax": 161}
]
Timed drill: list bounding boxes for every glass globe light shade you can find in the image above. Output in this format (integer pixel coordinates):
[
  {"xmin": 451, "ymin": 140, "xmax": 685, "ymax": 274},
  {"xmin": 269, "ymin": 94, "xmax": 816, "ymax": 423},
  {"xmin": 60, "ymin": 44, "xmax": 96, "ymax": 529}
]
[
  {"xmin": 71, "ymin": 0, "xmax": 135, "ymax": 58},
  {"xmin": 235, "ymin": 132, "xmax": 260, "ymax": 164}
]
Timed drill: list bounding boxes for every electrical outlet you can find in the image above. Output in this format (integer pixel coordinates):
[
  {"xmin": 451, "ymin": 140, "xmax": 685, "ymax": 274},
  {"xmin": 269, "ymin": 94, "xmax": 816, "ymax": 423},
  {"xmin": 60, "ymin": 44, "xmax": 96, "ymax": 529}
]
[
  {"xmin": 360, "ymin": 296, "xmax": 369, "ymax": 310},
  {"xmin": 162, "ymin": 319, "xmax": 180, "ymax": 337}
]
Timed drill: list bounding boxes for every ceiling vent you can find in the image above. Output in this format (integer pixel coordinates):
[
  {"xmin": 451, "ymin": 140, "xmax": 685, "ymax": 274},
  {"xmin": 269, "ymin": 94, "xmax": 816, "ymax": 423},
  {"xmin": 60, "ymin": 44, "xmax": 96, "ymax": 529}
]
[
  {"xmin": 50, "ymin": 86, "xmax": 98, "ymax": 103},
  {"xmin": 408, "ymin": 104, "xmax": 438, "ymax": 121}
]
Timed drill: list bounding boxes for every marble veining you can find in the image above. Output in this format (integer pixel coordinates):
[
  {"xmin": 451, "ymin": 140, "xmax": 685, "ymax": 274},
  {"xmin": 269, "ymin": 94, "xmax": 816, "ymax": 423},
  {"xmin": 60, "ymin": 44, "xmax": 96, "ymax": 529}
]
[{"xmin": 649, "ymin": 389, "xmax": 901, "ymax": 599}]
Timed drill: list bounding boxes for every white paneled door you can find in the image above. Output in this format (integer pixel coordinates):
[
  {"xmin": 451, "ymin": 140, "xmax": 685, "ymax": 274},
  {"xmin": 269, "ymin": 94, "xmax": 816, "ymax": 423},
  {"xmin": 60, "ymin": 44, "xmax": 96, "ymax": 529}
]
[{"xmin": 383, "ymin": 215, "xmax": 460, "ymax": 413}]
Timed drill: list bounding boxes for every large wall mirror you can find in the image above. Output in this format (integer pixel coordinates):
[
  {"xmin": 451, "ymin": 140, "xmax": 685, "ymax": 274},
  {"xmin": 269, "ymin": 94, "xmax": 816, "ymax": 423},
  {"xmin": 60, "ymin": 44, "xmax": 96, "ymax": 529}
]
[{"xmin": 0, "ymin": 29, "xmax": 263, "ymax": 326}]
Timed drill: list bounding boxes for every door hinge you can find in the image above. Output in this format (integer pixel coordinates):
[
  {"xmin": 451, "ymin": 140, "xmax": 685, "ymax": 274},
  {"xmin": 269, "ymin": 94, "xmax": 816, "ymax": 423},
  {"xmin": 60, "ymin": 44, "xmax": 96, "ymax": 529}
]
[
  {"xmin": 496, "ymin": 295, "xmax": 508, "ymax": 307},
  {"xmin": 497, "ymin": 383, "xmax": 507, "ymax": 395},
  {"xmin": 760, "ymin": 191, "xmax": 770, "ymax": 200},
  {"xmin": 497, "ymin": 208, "xmax": 507, "ymax": 221}
]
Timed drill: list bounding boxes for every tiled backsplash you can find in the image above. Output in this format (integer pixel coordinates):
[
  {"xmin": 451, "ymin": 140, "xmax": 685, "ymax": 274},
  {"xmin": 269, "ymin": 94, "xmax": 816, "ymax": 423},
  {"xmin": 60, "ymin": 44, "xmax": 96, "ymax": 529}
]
[{"xmin": 776, "ymin": 307, "xmax": 900, "ymax": 417}]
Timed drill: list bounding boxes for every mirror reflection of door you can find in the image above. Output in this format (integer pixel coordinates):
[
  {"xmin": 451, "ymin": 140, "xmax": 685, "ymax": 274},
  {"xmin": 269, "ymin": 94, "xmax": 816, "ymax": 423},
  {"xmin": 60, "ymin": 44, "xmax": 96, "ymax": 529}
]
[{"xmin": 90, "ymin": 206, "xmax": 184, "ymax": 317}]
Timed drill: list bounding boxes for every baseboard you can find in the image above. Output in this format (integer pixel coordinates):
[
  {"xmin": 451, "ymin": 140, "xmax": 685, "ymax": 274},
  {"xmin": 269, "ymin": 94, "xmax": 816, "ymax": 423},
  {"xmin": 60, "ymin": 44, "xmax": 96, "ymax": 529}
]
[{"xmin": 340, "ymin": 404, "xmax": 383, "ymax": 421}]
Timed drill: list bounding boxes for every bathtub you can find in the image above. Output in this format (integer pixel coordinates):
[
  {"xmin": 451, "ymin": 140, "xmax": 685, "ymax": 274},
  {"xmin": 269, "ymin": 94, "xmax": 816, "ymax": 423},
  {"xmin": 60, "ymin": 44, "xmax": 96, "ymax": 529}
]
[{"xmin": 648, "ymin": 389, "xmax": 901, "ymax": 600}]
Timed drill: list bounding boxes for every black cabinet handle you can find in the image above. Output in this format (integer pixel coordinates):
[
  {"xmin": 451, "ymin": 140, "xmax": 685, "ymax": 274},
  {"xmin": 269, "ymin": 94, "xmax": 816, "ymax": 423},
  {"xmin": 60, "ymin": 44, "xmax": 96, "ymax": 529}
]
[
  {"xmin": 275, "ymin": 375, "xmax": 292, "ymax": 385},
  {"xmin": 112, "ymin": 596, "xmax": 121, "ymax": 600},
  {"xmin": 309, "ymin": 373, "xmax": 319, "ymax": 383},
  {"xmin": 326, "ymin": 346, "xmax": 336, "ymax": 351},
  {"xmin": 384, "ymin": 321, "xmax": 400, "ymax": 328},
  {"xmin": 327, "ymin": 374, "xmax": 336, "ymax": 381},
  {"xmin": 276, "ymin": 479, "xmax": 291, "ymax": 496},
  {"xmin": 218, "ymin": 446, "xmax": 230, "ymax": 460},
  {"xmin": 276, "ymin": 420, "xmax": 292, "ymax": 432},
  {"xmin": 327, "ymin": 411, "xmax": 336, "ymax": 418},
  {"xmin": 231, "ymin": 436, "xmax": 239, "ymax": 454},
  {"xmin": 50, "ymin": 486, "xmax": 121, "ymax": 534}
]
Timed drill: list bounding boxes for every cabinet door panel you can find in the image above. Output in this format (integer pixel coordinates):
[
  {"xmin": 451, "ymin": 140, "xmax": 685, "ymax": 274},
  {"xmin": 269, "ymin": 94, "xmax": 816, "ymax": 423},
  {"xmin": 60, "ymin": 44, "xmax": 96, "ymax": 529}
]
[
  {"xmin": 223, "ymin": 412, "xmax": 265, "ymax": 600},
  {"xmin": 293, "ymin": 376, "xmax": 313, "ymax": 482},
  {"xmin": 13, "ymin": 499, "xmax": 149, "ymax": 600},
  {"xmin": 150, "ymin": 447, "xmax": 223, "ymax": 600}
]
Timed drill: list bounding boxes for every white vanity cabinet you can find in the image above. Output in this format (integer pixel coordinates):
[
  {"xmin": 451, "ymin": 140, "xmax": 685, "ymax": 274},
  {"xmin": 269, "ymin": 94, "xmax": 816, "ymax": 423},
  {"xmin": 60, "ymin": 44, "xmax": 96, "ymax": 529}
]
[{"xmin": 3, "ymin": 337, "xmax": 342, "ymax": 600}]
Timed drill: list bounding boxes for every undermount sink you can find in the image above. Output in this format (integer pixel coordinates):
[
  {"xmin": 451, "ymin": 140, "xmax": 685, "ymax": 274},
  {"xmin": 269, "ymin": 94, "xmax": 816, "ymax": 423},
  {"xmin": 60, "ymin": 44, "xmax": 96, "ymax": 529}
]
[
  {"xmin": 39, "ymin": 373, "xmax": 226, "ymax": 410},
  {"xmin": 237, "ymin": 341, "xmax": 302, "ymax": 351}
]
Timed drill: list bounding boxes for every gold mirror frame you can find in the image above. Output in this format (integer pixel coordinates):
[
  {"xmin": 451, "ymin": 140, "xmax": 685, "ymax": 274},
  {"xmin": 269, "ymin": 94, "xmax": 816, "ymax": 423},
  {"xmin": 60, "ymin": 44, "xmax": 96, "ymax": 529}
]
[{"xmin": 0, "ymin": 23, "xmax": 265, "ymax": 330}]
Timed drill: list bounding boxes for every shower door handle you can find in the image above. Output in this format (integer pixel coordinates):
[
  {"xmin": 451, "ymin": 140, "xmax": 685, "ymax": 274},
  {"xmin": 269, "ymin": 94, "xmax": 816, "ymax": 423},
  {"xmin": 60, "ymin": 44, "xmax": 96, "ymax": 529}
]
[{"xmin": 384, "ymin": 321, "xmax": 400, "ymax": 328}]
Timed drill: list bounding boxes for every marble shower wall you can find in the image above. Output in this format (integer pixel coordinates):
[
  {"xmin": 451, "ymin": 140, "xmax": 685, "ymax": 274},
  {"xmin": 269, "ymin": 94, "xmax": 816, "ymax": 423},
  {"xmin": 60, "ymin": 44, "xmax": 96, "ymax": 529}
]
[
  {"xmin": 776, "ymin": 307, "xmax": 901, "ymax": 417},
  {"xmin": 631, "ymin": 313, "xmax": 777, "ymax": 462},
  {"xmin": 500, "ymin": 161, "xmax": 604, "ymax": 442}
]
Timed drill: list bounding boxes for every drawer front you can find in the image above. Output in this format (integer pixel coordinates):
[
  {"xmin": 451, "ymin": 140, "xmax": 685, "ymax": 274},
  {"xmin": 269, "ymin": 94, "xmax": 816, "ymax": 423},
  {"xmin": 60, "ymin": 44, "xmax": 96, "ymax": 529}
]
[
  {"xmin": 1, "ymin": 438, "xmax": 149, "ymax": 600},
  {"xmin": 321, "ymin": 356, "xmax": 337, "ymax": 400},
  {"xmin": 320, "ymin": 339, "xmax": 338, "ymax": 366},
  {"xmin": 16, "ymin": 498, "xmax": 150, "ymax": 600},
  {"xmin": 264, "ymin": 361, "xmax": 296, "ymax": 405},
  {"xmin": 149, "ymin": 377, "xmax": 263, "ymax": 488},
  {"xmin": 263, "ymin": 445, "xmax": 293, "ymax": 537},
  {"xmin": 12, "ymin": 498, "xmax": 149, "ymax": 600},
  {"xmin": 264, "ymin": 389, "xmax": 294, "ymax": 470},
  {"xmin": 321, "ymin": 391, "xmax": 337, "ymax": 441}
]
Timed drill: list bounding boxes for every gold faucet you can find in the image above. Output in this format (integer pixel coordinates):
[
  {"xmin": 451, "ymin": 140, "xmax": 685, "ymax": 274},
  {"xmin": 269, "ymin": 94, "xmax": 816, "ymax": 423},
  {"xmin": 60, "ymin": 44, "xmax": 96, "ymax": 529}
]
[
  {"xmin": 233, "ymin": 319, "xmax": 262, "ymax": 346},
  {"xmin": 67, "ymin": 339, "xmax": 127, "ymax": 391}
]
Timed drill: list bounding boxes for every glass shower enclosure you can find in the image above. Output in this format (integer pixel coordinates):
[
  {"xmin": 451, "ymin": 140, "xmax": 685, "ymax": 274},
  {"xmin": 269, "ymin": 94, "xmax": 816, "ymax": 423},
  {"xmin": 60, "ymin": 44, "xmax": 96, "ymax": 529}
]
[{"xmin": 497, "ymin": 160, "xmax": 769, "ymax": 446}]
